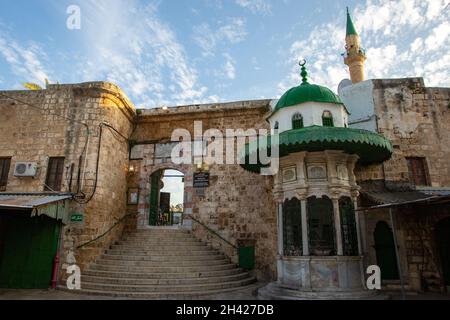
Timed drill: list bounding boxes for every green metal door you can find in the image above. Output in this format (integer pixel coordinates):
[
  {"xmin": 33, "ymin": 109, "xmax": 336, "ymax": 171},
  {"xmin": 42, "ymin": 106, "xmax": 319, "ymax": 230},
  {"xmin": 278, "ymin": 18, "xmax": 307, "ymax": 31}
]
[
  {"xmin": 436, "ymin": 218, "xmax": 450, "ymax": 286},
  {"xmin": 0, "ymin": 214, "xmax": 60, "ymax": 289},
  {"xmin": 374, "ymin": 221, "xmax": 399, "ymax": 280},
  {"xmin": 149, "ymin": 171, "xmax": 161, "ymax": 226}
]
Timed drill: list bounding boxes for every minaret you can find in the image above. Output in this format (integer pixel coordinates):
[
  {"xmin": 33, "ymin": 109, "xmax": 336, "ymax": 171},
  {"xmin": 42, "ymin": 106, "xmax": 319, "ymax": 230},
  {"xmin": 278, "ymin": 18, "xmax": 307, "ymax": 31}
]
[{"xmin": 344, "ymin": 7, "xmax": 366, "ymax": 84}]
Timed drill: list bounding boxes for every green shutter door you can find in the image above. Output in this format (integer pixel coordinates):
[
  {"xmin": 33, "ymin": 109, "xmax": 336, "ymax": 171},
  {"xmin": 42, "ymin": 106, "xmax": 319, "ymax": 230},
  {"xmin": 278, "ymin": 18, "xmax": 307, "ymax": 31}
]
[
  {"xmin": 373, "ymin": 221, "xmax": 399, "ymax": 280},
  {"xmin": 149, "ymin": 172, "xmax": 161, "ymax": 226},
  {"xmin": 436, "ymin": 218, "xmax": 450, "ymax": 286},
  {"xmin": 0, "ymin": 214, "xmax": 60, "ymax": 289}
]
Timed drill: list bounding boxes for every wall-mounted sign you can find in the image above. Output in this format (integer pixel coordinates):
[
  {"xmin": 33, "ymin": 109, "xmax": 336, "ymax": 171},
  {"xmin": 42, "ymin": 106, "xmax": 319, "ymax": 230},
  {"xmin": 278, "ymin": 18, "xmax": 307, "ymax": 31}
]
[
  {"xmin": 193, "ymin": 172, "xmax": 210, "ymax": 188},
  {"xmin": 71, "ymin": 214, "xmax": 83, "ymax": 222}
]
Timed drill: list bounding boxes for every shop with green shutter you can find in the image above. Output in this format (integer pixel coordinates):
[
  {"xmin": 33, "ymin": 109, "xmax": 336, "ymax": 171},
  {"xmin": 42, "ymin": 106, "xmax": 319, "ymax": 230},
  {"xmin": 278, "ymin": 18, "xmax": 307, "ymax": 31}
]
[{"xmin": 0, "ymin": 194, "xmax": 71, "ymax": 289}]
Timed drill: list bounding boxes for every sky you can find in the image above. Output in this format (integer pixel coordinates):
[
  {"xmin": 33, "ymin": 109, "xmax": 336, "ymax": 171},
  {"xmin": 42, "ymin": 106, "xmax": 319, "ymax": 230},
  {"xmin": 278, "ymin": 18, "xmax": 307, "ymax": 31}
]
[
  {"xmin": 160, "ymin": 170, "xmax": 184, "ymax": 207},
  {"xmin": 0, "ymin": 0, "xmax": 449, "ymax": 109}
]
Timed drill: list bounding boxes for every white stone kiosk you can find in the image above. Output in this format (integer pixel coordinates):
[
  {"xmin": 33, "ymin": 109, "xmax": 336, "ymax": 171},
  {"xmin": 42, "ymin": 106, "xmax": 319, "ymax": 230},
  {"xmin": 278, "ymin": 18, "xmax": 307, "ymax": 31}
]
[{"xmin": 242, "ymin": 62, "xmax": 393, "ymax": 299}]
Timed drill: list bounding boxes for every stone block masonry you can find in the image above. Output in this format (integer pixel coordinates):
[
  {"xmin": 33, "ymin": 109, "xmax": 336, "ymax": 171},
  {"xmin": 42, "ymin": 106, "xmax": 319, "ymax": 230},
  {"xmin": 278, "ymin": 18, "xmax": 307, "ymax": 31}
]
[
  {"xmin": 129, "ymin": 100, "xmax": 278, "ymax": 281},
  {"xmin": 0, "ymin": 82, "xmax": 136, "ymax": 275},
  {"xmin": 355, "ymin": 78, "xmax": 450, "ymax": 186}
]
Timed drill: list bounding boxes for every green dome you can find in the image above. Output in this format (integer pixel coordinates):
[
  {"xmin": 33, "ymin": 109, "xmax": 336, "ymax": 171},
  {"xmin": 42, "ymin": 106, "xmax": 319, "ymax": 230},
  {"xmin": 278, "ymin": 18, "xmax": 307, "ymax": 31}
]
[
  {"xmin": 274, "ymin": 61, "xmax": 344, "ymax": 113},
  {"xmin": 274, "ymin": 83, "xmax": 344, "ymax": 113}
]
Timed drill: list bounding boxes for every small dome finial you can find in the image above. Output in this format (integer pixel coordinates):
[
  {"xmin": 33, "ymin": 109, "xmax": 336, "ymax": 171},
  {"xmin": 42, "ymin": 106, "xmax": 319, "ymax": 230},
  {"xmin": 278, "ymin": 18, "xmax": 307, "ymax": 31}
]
[{"xmin": 299, "ymin": 59, "xmax": 309, "ymax": 85}]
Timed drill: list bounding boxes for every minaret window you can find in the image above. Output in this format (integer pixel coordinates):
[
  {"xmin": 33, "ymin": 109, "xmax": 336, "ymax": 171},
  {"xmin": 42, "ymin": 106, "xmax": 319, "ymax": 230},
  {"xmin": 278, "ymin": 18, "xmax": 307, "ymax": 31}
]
[
  {"xmin": 322, "ymin": 111, "xmax": 334, "ymax": 127},
  {"xmin": 292, "ymin": 113, "xmax": 304, "ymax": 130},
  {"xmin": 274, "ymin": 121, "xmax": 279, "ymax": 130}
]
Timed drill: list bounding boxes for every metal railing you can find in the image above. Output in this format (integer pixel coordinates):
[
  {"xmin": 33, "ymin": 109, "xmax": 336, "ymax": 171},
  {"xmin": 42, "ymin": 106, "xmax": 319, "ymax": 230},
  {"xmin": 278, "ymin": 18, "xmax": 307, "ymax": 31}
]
[
  {"xmin": 77, "ymin": 212, "xmax": 137, "ymax": 249},
  {"xmin": 189, "ymin": 215, "xmax": 238, "ymax": 250}
]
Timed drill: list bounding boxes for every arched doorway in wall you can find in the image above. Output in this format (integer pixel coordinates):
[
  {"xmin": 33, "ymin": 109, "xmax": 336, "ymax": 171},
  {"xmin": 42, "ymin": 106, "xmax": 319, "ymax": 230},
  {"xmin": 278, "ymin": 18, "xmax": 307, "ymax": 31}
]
[
  {"xmin": 374, "ymin": 221, "xmax": 399, "ymax": 280},
  {"xmin": 435, "ymin": 217, "xmax": 450, "ymax": 290},
  {"xmin": 149, "ymin": 169, "xmax": 185, "ymax": 227}
]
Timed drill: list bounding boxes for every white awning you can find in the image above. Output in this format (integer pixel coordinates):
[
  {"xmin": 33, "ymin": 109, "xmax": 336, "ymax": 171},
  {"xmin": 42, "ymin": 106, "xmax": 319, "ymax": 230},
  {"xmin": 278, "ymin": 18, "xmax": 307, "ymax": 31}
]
[{"xmin": 0, "ymin": 193, "xmax": 72, "ymax": 223}]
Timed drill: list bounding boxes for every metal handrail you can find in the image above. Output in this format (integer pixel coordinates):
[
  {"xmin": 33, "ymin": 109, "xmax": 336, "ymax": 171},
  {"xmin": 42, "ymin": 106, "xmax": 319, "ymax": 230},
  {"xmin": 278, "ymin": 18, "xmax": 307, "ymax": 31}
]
[
  {"xmin": 77, "ymin": 212, "xmax": 138, "ymax": 249},
  {"xmin": 189, "ymin": 215, "xmax": 238, "ymax": 250}
]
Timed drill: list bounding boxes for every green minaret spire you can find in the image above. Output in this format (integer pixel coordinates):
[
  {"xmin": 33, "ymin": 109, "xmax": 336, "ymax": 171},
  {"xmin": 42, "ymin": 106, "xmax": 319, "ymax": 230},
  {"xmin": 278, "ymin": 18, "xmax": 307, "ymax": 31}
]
[{"xmin": 346, "ymin": 7, "xmax": 358, "ymax": 36}]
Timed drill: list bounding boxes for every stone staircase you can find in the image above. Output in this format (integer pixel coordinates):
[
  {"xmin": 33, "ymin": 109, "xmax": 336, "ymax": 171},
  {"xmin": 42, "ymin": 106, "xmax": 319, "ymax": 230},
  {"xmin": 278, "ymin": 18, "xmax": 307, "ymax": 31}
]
[{"xmin": 65, "ymin": 228, "xmax": 256, "ymax": 299}]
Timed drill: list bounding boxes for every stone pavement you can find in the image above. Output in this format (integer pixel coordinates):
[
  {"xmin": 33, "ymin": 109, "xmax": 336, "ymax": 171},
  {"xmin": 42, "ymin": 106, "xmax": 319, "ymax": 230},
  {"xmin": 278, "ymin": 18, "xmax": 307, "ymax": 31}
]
[
  {"xmin": 0, "ymin": 282, "xmax": 264, "ymax": 300},
  {"xmin": 1, "ymin": 283, "xmax": 450, "ymax": 300}
]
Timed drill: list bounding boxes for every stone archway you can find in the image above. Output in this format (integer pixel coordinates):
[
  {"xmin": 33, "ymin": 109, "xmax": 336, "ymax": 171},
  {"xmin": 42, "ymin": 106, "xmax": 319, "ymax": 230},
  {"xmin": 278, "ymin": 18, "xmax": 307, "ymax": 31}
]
[
  {"xmin": 435, "ymin": 217, "xmax": 450, "ymax": 290},
  {"xmin": 149, "ymin": 168, "xmax": 186, "ymax": 227},
  {"xmin": 135, "ymin": 159, "xmax": 194, "ymax": 229}
]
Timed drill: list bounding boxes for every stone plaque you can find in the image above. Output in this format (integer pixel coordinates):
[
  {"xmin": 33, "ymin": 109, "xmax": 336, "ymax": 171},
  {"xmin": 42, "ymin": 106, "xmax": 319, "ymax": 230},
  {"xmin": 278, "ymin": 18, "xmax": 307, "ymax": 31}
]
[
  {"xmin": 282, "ymin": 166, "xmax": 297, "ymax": 183},
  {"xmin": 155, "ymin": 142, "xmax": 178, "ymax": 159},
  {"xmin": 307, "ymin": 165, "xmax": 327, "ymax": 180},
  {"xmin": 130, "ymin": 144, "xmax": 144, "ymax": 160}
]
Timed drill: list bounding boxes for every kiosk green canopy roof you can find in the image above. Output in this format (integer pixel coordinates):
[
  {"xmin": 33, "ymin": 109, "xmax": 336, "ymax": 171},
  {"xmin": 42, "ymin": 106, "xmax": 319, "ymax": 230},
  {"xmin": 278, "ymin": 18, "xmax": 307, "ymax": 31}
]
[{"xmin": 241, "ymin": 126, "xmax": 393, "ymax": 173}]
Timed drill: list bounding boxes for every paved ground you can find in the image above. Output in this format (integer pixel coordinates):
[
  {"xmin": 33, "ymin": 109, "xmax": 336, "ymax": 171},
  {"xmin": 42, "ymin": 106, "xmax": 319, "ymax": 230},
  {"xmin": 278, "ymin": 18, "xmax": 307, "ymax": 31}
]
[
  {"xmin": 0, "ymin": 283, "xmax": 264, "ymax": 300},
  {"xmin": 1, "ymin": 284, "xmax": 450, "ymax": 300}
]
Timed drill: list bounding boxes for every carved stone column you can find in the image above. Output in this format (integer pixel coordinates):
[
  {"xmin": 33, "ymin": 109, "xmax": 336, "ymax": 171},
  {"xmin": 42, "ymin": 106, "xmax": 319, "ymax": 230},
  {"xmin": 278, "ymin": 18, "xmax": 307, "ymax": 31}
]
[{"xmin": 332, "ymin": 198, "xmax": 344, "ymax": 256}]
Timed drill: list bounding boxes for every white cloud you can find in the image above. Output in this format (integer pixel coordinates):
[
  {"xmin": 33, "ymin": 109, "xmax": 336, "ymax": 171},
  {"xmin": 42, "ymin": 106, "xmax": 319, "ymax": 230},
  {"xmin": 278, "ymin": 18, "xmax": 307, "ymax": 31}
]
[
  {"xmin": 193, "ymin": 18, "xmax": 247, "ymax": 57},
  {"xmin": 0, "ymin": 34, "xmax": 51, "ymax": 87},
  {"xmin": 235, "ymin": 0, "xmax": 272, "ymax": 15},
  {"xmin": 223, "ymin": 54, "xmax": 236, "ymax": 80},
  {"xmin": 279, "ymin": 0, "xmax": 450, "ymax": 95},
  {"xmin": 79, "ymin": 0, "xmax": 216, "ymax": 108}
]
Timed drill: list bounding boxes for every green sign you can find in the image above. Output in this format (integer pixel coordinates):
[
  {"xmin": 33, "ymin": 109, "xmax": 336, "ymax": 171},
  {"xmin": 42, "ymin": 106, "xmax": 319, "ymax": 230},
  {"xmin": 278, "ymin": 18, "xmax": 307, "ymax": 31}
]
[{"xmin": 71, "ymin": 214, "xmax": 83, "ymax": 222}]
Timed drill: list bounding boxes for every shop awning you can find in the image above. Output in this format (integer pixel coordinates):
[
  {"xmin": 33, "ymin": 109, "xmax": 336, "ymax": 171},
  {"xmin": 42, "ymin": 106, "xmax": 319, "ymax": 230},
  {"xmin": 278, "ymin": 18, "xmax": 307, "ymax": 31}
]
[
  {"xmin": 0, "ymin": 193, "xmax": 73, "ymax": 224},
  {"xmin": 358, "ymin": 184, "xmax": 450, "ymax": 211}
]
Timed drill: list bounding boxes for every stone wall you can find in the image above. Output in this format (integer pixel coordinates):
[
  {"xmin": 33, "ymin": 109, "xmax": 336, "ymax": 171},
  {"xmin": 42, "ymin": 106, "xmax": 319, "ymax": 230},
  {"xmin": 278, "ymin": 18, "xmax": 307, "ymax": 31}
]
[
  {"xmin": 355, "ymin": 78, "xmax": 450, "ymax": 292},
  {"xmin": 0, "ymin": 82, "xmax": 136, "ymax": 273},
  {"xmin": 355, "ymin": 78, "xmax": 450, "ymax": 185},
  {"xmin": 129, "ymin": 100, "xmax": 278, "ymax": 280}
]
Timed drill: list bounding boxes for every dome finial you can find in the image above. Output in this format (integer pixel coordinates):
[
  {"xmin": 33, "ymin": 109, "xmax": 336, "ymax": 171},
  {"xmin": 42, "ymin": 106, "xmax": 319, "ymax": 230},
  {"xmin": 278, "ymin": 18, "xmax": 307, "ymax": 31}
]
[{"xmin": 299, "ymin": 59, "xmax": 309, "ymax": 85}]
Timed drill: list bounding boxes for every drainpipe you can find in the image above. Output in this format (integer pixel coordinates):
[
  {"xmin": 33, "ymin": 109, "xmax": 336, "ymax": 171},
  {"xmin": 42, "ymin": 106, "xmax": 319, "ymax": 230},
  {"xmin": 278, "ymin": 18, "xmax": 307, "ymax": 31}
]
[{"xmin": 389, "ymin": 207, "xmax": 406, "ymax": 300}]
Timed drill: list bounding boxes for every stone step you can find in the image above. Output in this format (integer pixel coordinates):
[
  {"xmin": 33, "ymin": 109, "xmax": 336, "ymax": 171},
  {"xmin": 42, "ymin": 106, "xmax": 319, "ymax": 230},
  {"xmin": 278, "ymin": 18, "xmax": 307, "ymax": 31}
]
[
  {"xmin": 105, "ymin": 249, "xmax": 218, "ymax": 256},
  {"xmin": 58, "ymin": 283, "xmax": 257, "ymax": 299},
  {"xmin": 116, "ymin": 239, "xmax": 203, "ymax": 246},
  {"xmin": 88, "ymin": 263, "xmax": 238, "ymax": 273},
  {"xmin": 122, "ymin": 233, "xmax": 196, "ymax": 239},
  {"xmin": 95, "ymin": 257, "xmax": 230, "ymax": 267},
  {"xmin": 80, "ymin": 277, "xmax": 256, "ymax": 293},
  {"xmin": 100, "ymin": 253, "xmax": 225, "ymax": 262},
  {"xmin": 110, "ymin": 244, "xmax": 208, "ymax": 250},
  {"xmin": 83, "ymin": 268, "xmax": 245, "ymax": 280},
  {"xmin": 74, "ymin": 227, "xmax": 252, "ymax": 299},
  {"xmin": 120, "ymin": 237, "xmax": 200, "ymax": 245},
  {"xmin": 81, "ymin": 272, "xmax": 250, "ymax": 286},
  {"xmin": 126, "ymin": 230, "xmax": 190, "ymax": 235}
]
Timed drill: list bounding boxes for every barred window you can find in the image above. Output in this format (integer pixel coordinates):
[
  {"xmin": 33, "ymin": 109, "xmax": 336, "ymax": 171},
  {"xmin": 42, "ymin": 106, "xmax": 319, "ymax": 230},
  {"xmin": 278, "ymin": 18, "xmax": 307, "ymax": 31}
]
[
  {"xmin": 0, "ymin": 158, "xmax": 11, "ymax": 191},
  {"xmin": 308, "ymin": 196, "xmax": 335, "ymax": 256},
  {"xmin": 339, "ymin": 197, "xmax": 358, "ymax": 256},
  {"xmin": 274, "ymin": 121, "xmax": 279, "ymax": 130},
  {"xmin": 322, "ymin": 111, "xmax": 334, "ymax": 127},
  {"xmin": 45, "ymin": 157, "xmax": 65, "ymax": 191},
  {"xmin": 292, "ymin": 113, "xmax": 304, "ymax": 130},
  {"xmin": 406, "ymin": 157, "xmax": 430, "ymax": 186},
  {"xmin": 283, "ymin": 198, "xmax": 302, "ymax": 256}
]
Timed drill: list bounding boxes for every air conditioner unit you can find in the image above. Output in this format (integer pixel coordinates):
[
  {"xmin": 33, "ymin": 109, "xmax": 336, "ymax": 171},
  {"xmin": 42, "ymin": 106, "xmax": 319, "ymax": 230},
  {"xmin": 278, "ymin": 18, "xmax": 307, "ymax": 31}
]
[{"xmin": 13, "ymin": 162, "xmax": 38, "ymax": 177}]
